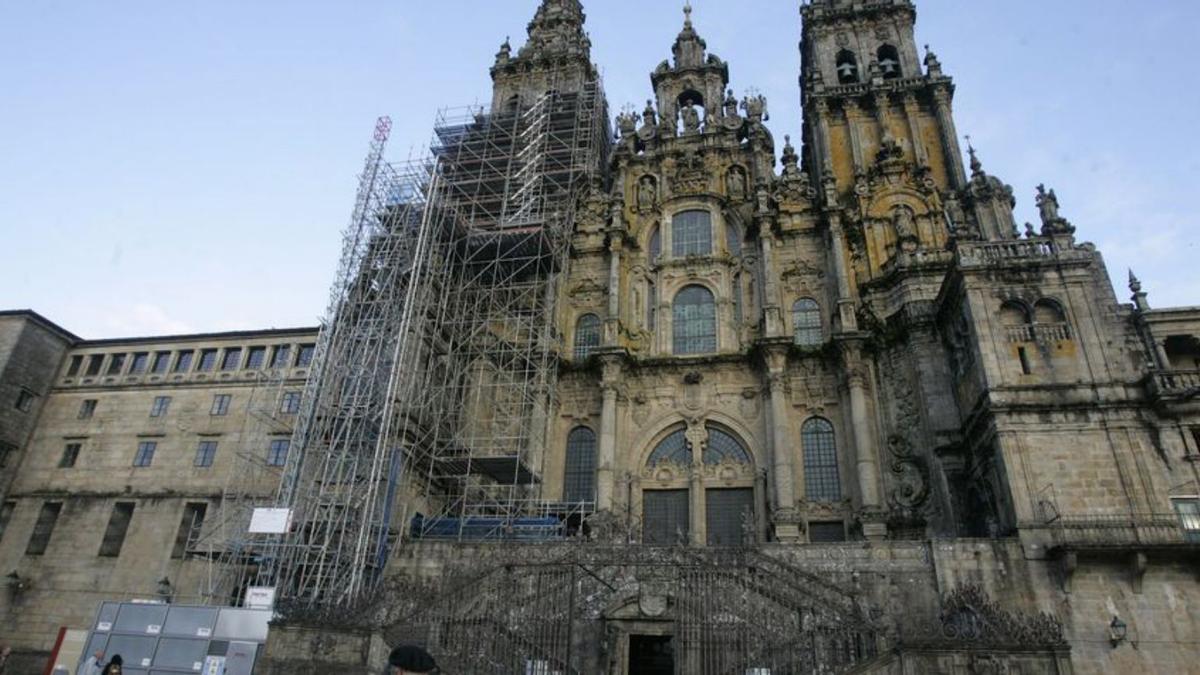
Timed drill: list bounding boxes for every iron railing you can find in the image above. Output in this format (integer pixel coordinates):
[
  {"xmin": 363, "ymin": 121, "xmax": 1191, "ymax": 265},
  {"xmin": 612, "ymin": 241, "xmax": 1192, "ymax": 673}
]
[{"xmin": 1046, "ymin": 513, "xmax": 1199, "ymax": 549}]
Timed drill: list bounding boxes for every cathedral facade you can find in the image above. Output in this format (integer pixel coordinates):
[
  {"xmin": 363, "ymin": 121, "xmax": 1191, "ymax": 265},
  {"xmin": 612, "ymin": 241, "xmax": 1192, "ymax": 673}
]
[{"xmin": 2, "ymin": 1, "xmax": 1200, "ymax": 674}]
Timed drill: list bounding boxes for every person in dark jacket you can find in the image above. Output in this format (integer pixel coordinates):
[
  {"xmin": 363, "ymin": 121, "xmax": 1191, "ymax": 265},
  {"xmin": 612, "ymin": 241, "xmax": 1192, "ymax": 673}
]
[
  {"xmin": 101, "ymin": 654, "xmax": 123, "ymax": 675},
  {"xmin": 388, "ymin": 645, "xmax": 438, "ymax": 674}
]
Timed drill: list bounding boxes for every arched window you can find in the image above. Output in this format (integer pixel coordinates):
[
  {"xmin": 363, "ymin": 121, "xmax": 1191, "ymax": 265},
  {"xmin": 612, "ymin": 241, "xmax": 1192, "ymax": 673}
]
[
  {"xmin": 836, "ymin": 50, "xmax": 860, "ymax": 84},
  {"xmin": 574, "ymin": 314, "xmax": 601, "ymax": 360},
  {"xmin": 877, "ymin": 44, "xmax": 902, "ymax": 79},
  {"xmin": 648, "ymin": 428, "xmax": 690, "ymax": 466},
  {"xmin": 672, "ymin": 210, "xmax": 712, "ymax": 257},
  {"xmin": 725, "ymin": 221, "xmax": 742, "ymax": 257},
  {"xmin": 648, "ymin": 225, "xmax": 661, "ymax": 262},
  {"xmin": 673, "ymin": 285, "xmax": 717, "ymax": 355},
  {"xmin": 563, "ymin": 427, "xmax": 597, "ymax": 503},
  {"xmin": 793, "ymin": 298, "xmax": 823, "ymax": 347},
  {"xmin": 1033, "ymin": 299, "xmax": 1066, "ymax": 325},
  {"xmin": 802, "ymin": 418, "xmax": 841, "ymax": 502},
  {"xmin": 704, "ymin": 427, "xmax": 751, "ymax": 465}
]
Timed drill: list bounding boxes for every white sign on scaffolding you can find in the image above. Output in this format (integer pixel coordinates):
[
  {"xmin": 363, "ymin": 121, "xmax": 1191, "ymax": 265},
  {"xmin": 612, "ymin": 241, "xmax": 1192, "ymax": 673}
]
[{"xmin": 248, "ymin": 508, "xmax": 292, "ymax": 534}]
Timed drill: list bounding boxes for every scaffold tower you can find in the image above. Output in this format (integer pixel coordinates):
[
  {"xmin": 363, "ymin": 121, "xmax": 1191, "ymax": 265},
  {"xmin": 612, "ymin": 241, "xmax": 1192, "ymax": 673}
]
[{"xmin": 260, "ymin": 60, "xmax": 609, "ymax": 607}]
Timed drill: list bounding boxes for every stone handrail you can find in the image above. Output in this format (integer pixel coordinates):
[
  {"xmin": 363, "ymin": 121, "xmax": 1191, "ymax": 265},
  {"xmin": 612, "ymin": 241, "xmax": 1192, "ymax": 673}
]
[
  {"xmin": 1145, "ymin": 369, "xmax": 1200, "ymax": 400},
  {"xmin": 957, "ymin": 238, "xmax": 1058, "ymax": 264},
  {"xmin": 1005, "ymin": 323, "xmax": 1072, "ymax": 344},
  {"xmin": 1047, "ymin": 513, "xmax": 1196, "ymax": 548}
]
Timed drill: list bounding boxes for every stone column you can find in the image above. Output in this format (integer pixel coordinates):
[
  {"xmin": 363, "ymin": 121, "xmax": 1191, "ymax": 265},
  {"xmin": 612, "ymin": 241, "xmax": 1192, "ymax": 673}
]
[
  {"xmin": 605, "ymin": 231, "xmax": 622, "ymax": 345},
  {"xmin": 596, "ymin": 356, "xmax": 621, "ymax": 512},
  {"xmin": 901, "ymin": 93, "xmax": 927, "ymax": 165},
  {"xmin": 845, "ymin": 359, "xmax": 885, "ymax": 539},
  {"xmin": 764, "ymin": 347, "xmax": 801, "ymax": 541},
  {"xmin": 932, "ymin": 85, "xmax": 967, "ymax": 189},
  {"xmin": 759, "ymin": 234, "xmax": 782, "ymax": 337},
  {"xmin": 843, "ymin": 99, "xmax": 865, "ymax": 173},
  {"xmin": 826, "ymin": 213, "xmax": 858, "ymax": 333}
]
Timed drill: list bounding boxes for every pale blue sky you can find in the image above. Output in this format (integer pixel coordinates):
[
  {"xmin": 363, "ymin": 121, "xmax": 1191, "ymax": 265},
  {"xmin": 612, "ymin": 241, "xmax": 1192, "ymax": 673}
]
[{"xmin": 1, "ymin": 1, "xmax": 1197, "ymax": 338}]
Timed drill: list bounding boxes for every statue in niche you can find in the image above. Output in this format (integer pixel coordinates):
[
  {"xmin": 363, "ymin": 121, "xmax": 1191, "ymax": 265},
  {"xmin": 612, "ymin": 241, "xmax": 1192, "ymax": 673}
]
[
  {"xmin": 641, "ymin": 100, "xmax": 657, "ymax": 129},
  {"xmin": 892, "ymin": 205, "xmax": 919, "ymax": 250},
  {"xmin": 723, "ymin": 89, "xmax": 739, "ymax": 118},
  {"xmin": 727, "ymin": 166, "xmax": 747, "ymax": 202},
  {"xmin": 680, "ymin": 99, "xmax": 702, "ymax": 134},
  {"xmin": 637, "ymin": 175, "xmax": 657, "ymax": 212}
]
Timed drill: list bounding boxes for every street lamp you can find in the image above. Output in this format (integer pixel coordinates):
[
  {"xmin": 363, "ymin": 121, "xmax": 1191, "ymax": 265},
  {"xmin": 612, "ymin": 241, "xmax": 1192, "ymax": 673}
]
[{"xmin": 1109, "ymin": 615, "xmax": 1128, "ymax": 648}]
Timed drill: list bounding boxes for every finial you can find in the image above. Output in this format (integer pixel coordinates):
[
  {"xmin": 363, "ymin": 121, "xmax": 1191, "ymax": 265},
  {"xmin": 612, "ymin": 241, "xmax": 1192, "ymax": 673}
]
[
  {"xmin": 684, "ymin": 1, "xmax": 693, "ymax": 27},
  {"xmin": 1128, "ymin": 269, "xmax": 1142, "ymax": 293},
  {"xmin": 1129, "ymin": 269, "xmax": 1150, "ymax": 310},
  {"xmin": 965, "ymin": 135, "xmax": 982, "ymax": 174}
]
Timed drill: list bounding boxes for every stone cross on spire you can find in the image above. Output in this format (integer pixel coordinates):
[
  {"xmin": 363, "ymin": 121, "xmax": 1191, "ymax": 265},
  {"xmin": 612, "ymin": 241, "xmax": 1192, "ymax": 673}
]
[{"xmin": 684, "ymin": 2, "xmax": 693, "ymax": 28}]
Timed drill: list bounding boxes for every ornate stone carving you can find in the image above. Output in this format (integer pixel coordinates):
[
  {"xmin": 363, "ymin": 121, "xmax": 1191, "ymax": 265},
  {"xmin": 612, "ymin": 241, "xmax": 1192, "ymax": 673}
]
[
  {"xmin": 680, "ymin": 100, "xmax": 702, "ymax": 135},
  {"xmin": 887, "ymin": 434, "xmax": 929, "ymax": 511},
  {"xmin": 726, "ymin": 165, "xmax": 748, "ymax": 202},
  {"xmin": 672, "ymin": 150, "xmax": 708, "ymax": 194},
  {"xmin": 637, "ymin": 174, "xmax": 659, "ymax": 213}
]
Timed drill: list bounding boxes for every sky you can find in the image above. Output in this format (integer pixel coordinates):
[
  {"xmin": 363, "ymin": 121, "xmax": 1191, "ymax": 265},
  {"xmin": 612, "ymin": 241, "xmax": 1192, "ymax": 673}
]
[{"xmin": 1, "ymin": 1, "xmax": 1198, "ymax": 339}]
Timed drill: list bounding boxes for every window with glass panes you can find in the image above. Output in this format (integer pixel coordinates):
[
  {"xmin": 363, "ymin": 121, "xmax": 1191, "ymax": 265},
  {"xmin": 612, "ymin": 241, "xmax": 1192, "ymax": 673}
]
[
  {"xmin": 648, "ymin": 429, "xmax": 691, "ymax": 466},
  {"xmin": 563, "ymin": 427, "xmax": 597, "ymax": 503},
  {"xmin": 296, "ymin": 344, "xmax": 315, "ymax": 367},
  {"xmin": 267, "ymin": 439, "xmax": 290, "ymax": 466},
  {"xmin": 271, "ymin": 345, "xmax": 292, "ymax": 369},
  {"xmin": 648, "ymin": 226, "xmax": 661, "ymax": 262},
  {"xmin": 671, "ymin": 210, "xmax": 712, "ymax": 257},
  {"xmin": 725, "ymin": 221, "xmax": 742, "ymax": 256},
  {"xmin": 246, "ymin": 346, "xmax": 267, "ymax": 369},
  {"xmin": 673, "ymin": 285, "xmax": 717, "ymax": 355},
  {"xmin": 98, "ymin": 503, "xmax": 134, "ymax": 557},
  {"xmin": 210, "ymin": 394, "xmax": 231, "ymax": 416},
  {"xmin": 106, "ymin": 353, "xmax": 126, "ymax": 375},
  {"xmin": 197, "ymin": 349, "xmax": 217, "ymax": 371},
  {"xmin": 280, "ymin": 391, "xmax": 301, "ymax": 415},
  {"xmin": 129, "ymin": 352, "xmax": 149, "ymax": 374},
  {"xmin": 793, "ymin": 298, "xmax": 823, "ymax": 347},
  {"xmin": 221, "ymin": 348, "xmax": 242, "ymax": 371},
  {"xmin": 175, "ymin": 350, "xmax": 195, "ymax": 373},
  {"xmin": 85, "ymin": 355, "xmax": 104, "ymax": 376},
  {"xmin": 706, "ymin": 488, "xmax": 754, "ymax": 546},
  {"xmin": 66, "ymin": 355, "xmax": 83, "ymax": 376},
  {"xmin": 78, "ymin": 399, "xmax": 97, "ymax": 419},
  {"xmin": 14, "ymin": 389, "xmax": 35, "ymax": 412},
  {"xmin": 574, "ymin": 314, "xmax": 601, "ymax": 360},
  {"xmin": 60, "ymin": 443, "xmax": 81, "ymax": 468},
  {"xmin": 26, "ymin": 502, "xmax": 62, "ymax": 555},
  {"xmin": 1174, "ymin": 499, "xmax": 1200, "ymax": 543},
  {"xmin": 172, "ymin": 503, "xmax": 208, "ymax": 558},
  {"xmin": 194, "ymin": 441, "xmax": 217, "ymax": 468},
  {"xmin": 802, "ymin": 418, "xmax": 841, "ymax": 502},
  {"xmin": 150, "ymin": 396, "xmax": 171, "ymax": 417},
  {"xmin": 152, "ymin": 351, "xmax": 171, "ymax": 374},
  {"xmin": 133, "ymin": 441, "xmax": 157, "ymax": 467}
]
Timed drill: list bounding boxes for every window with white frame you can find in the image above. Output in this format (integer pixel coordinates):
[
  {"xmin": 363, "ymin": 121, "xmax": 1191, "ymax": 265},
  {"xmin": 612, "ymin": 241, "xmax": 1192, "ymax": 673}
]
[
  {"xmin": 573, "ymin": 314, "xmax": 601, "ymax": 361},
  {"xmin": 673, "ymin": 285, "xmax": 717, "ymax": 355},
  {"xmin": 671, "ymin": 210, "xmax": 712, "ymax": 257},
  {"xmin": 793, "ymin": 298, "xmax": 823, "ymax": 347},
  {"xmin": 563, "ymin": 427, "xmax": 597, "ymax": 503},
  {"xmin": 802, "ymin": 418, "xmax": 841, "ymax": 502}
]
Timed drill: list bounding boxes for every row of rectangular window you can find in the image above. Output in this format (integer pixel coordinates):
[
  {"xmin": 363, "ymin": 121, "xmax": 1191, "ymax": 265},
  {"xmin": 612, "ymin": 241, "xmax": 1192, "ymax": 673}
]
[
  {"xmin": 76, "ymin": 391, "xmax": 301, "ymax": 420},
  {"xmin": 57, "ymin": 438, "xmax": 289, "ymax": 469},
  {"xmin": 65, "ymin": 343, "xmax": 315, "ymax": 378},
  {"xmin": 0, "ymin": 499, "xmax": 208, "ymax": 560}
]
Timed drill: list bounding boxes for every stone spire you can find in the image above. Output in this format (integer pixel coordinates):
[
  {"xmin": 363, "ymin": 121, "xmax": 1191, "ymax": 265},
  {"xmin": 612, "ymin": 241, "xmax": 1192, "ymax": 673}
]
[
  {"xmin": 1129, "ymin": 270, "xmax": 1150, "ymax": 311},
  {"xmin": 672, "ymin": 1, "xmax": 708, "ymax": 69}
]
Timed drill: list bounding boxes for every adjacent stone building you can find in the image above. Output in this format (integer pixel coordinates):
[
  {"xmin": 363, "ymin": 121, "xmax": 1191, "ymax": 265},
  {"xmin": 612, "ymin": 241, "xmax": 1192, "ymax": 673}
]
[{"xmin": 3, "ymin": 1, "xmax": 1200, "ymax": 673}]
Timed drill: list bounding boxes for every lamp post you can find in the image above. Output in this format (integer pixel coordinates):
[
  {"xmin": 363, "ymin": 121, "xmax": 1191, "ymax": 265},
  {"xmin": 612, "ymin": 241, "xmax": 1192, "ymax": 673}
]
[{"xmin": 1109, "ymin": 615, "xmax": 1128, "ymax": 648}]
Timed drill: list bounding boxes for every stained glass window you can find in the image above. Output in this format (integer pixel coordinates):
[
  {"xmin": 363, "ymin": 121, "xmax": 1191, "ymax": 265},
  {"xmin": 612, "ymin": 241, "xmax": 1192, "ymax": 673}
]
[
  {"xmin": 793, "ymin": 298, "xmax": 823, "ymax": 347},
  {"xmin": 563, "ymin": 427, "xmax": 597, "ymax": 503},
  {"xmin": 672, "ymin": 210, "xmax": 712, "ymax": 257},
  {"xmin": 574, "ymin": 314, "xmax": 601, "ymax": 361},
  {"xmin": 802, "ymin": 418, "xmax": 841, "ymax": 502},
  {"xmin": 673, "ymin": 285, "xmax": 717, "ymax": 355}
]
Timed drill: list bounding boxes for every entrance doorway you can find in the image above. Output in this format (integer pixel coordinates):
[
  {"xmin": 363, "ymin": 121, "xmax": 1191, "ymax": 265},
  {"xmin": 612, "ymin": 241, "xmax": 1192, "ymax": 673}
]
[{"xmin": 628, "ymin": 635, "xmax": 674, "ymax": 675}]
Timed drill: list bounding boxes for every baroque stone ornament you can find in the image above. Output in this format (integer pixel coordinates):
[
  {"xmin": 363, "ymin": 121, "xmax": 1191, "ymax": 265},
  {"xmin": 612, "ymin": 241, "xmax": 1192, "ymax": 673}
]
[{"xmin": 887, "ymin": 434, "xmax": 929, "ymax": 511}]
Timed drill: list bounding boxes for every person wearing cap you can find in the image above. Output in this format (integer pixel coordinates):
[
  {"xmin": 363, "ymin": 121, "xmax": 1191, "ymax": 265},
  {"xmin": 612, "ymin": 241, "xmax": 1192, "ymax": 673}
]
[{"xmin": 388, "ymin": 645, "xmax": 438, "ymax": 674}]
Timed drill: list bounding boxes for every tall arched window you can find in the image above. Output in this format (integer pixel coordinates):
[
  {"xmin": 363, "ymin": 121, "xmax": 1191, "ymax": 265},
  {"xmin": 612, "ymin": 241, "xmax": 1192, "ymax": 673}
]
[
  {"xmin": 574, "ymin": 314, "xmax": 601, "ymax": 360},
  {"xmin": 836, "ymin": 50, "xmax": 860, "ymax": 84},
  {"xmin": 793, "ymin": 298, "xmax": 823, "ymax": 347},
  {"xmin": 673, "ymin": 285, "xmax": 717, "ymax": 355},
  {"xmin": 563, "ymin": 427, "xmax": 597, "ymax": 503},
  {"xmin": 803, "ymin": 418, "xmax": 841, "ymax": 502},
  {"xmin": 877, "ymin": 44, "xmax": 902, "ymax": 79},
  {"xmin": 672, "ymin": 210, "xmax": 713, "ymax": 257},
  {"xmin": 648, "ymin": 225, "xmax": 661, "ymax": 262}
]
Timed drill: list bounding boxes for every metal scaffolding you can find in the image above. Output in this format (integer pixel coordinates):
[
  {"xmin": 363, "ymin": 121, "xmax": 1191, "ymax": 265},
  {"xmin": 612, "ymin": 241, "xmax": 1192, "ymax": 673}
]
[{"xmin": 259, "ymin": 77, "xmax": 610, "ymax": 609}]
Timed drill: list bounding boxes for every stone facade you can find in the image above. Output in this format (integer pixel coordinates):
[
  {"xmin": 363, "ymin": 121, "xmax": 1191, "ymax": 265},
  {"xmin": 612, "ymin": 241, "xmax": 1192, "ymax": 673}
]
[{"xmin": 1, "ymin": 1, "xmax": 1199, "ymax": 673}]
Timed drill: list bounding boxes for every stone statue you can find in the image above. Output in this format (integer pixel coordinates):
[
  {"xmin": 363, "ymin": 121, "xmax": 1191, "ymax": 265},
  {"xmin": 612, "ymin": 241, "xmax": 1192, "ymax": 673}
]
[
  {"xmin": 723, "ymin": 89, "xmax": 739, "ymax": 118},
  {"xmin": 727, "ymin": 166, "xmax": 747, "ymax": 202},
  {"xmin": 1024, "ymin": 222, "xmax": 1036, "ymax": 238},
  {"xmin": 680, "ymin": 100, "xmax": 701, "ymax": 134},
  {"xmin": 943, "ymin": 191, "xmax": 966, "ymax": 229},
  {"xmin": 1036, "ymin": 184, "xmax": 1060, "ymax": 223},
  {"xmin": 637, "ymin": 175, "xmax": 657, "ymax": 212},
  {"xmin": 893, "ymin": 205, "xmax": 919, "ymax": 245},
  {"xmin": 641, "ymin": 99, "xmax": 657, "ymax": 130}
]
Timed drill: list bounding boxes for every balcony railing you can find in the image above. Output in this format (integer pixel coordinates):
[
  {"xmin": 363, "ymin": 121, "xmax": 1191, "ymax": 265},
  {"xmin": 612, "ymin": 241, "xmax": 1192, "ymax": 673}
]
[
  {"xmin": 1046, "ymin": 513, "xmax": 1199, "ymax": 549},
  {"xmin": 1145, "ymin": 369, "xmax": 1200, "ymax": 401},
  {"xmin": 1005, "ymin": 323, "xmax": 1072, "ymax": 344},
  {"xmin": 957, "ymin": 239, "xmax": 1058, "ymax": 263}
]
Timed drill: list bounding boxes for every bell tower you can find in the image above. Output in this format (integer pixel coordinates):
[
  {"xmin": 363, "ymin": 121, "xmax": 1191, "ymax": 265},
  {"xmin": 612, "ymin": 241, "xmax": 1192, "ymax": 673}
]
[{"xmin": 800, "ymin": 0, "xmax": 966, "ymax": 196}]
